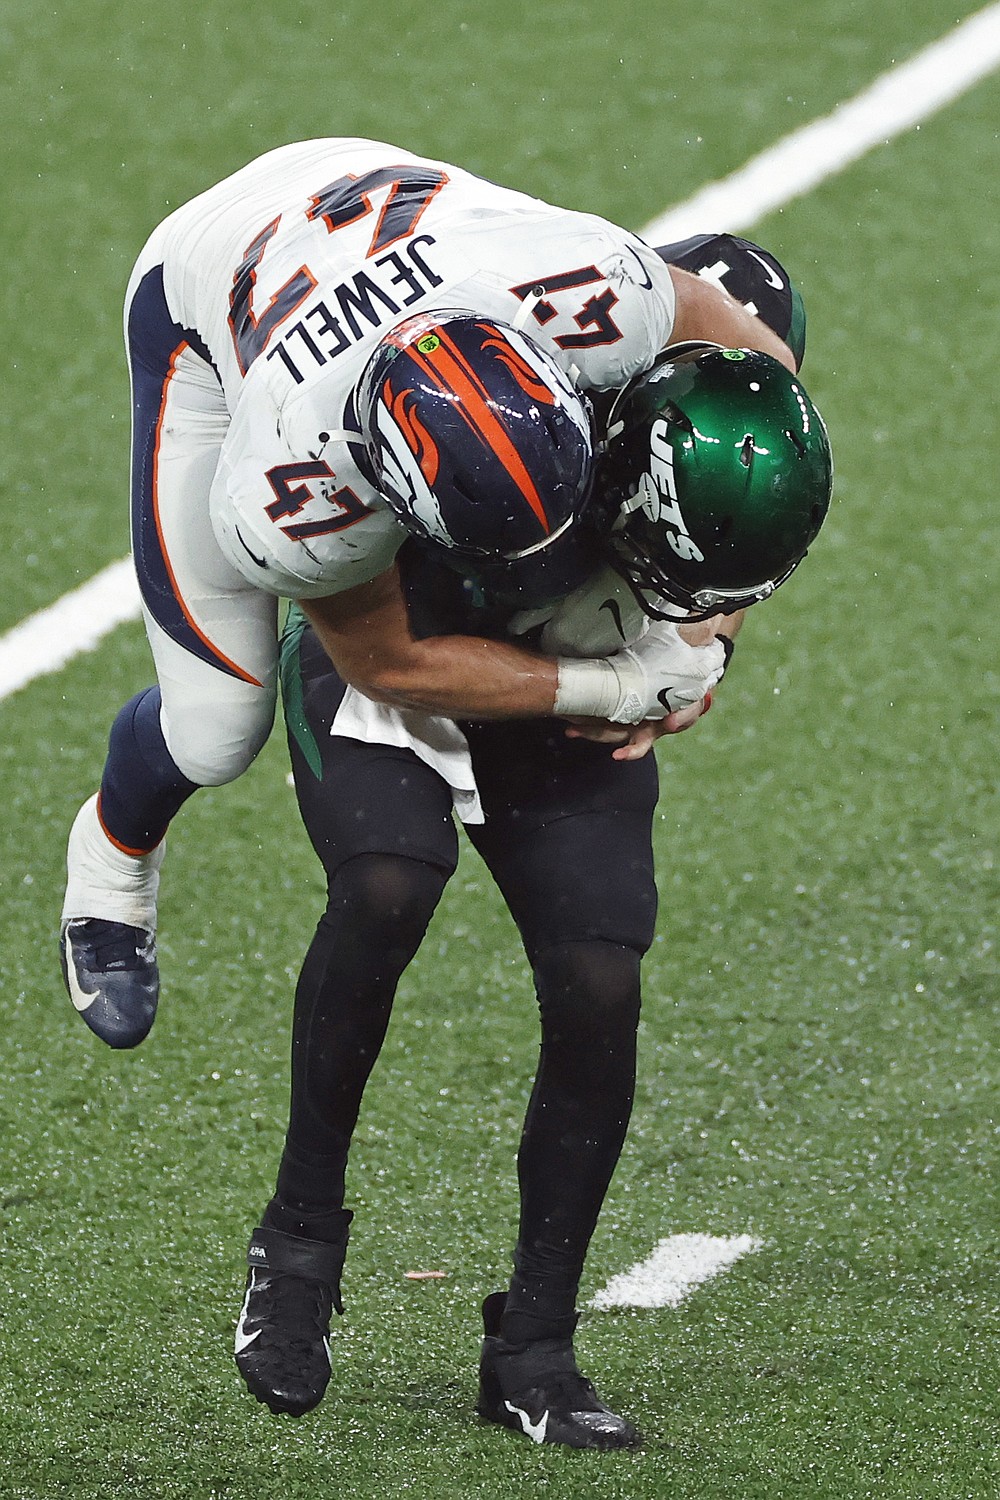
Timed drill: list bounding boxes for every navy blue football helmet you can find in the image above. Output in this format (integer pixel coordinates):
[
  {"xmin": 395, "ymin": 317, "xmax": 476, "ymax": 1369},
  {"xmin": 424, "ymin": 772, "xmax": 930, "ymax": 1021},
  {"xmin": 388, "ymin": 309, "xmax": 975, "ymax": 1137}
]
[{"xmin": 356, "ymin": 311, "xmax": 599, "ymax": 607}]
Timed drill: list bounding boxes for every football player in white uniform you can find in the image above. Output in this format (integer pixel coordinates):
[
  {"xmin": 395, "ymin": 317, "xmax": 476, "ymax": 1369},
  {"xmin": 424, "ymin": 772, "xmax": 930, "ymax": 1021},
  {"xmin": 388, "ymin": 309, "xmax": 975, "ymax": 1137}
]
[{"xmin": 59, "ymin": 139, "xmax": 799, "ymax": 1049}]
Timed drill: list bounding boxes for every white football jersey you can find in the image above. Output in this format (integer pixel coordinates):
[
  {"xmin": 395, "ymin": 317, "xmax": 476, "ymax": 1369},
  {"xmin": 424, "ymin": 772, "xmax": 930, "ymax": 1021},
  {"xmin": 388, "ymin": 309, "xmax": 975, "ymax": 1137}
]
[{"xmin": 133, "ymin": 137, "xmax": 677, "ymax": 599}]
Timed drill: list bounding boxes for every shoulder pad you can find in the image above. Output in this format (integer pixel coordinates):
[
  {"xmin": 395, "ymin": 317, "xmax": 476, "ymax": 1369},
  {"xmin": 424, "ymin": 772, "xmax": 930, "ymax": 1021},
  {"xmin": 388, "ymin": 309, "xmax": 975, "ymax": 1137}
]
[{"xmin": 653, "ymin": 232, "xmax": 806, "ymax": 370}]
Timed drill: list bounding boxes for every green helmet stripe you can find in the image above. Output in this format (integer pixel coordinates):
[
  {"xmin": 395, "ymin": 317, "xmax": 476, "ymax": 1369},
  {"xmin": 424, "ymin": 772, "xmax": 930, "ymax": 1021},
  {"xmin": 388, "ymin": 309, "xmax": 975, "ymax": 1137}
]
[
  {"xmin": 279, "ymin": 604, "xmax": 324, "ymax": 781},
  {"xmin": 787, "ymin": 284, "xmax": 807, "ymax": 370}
]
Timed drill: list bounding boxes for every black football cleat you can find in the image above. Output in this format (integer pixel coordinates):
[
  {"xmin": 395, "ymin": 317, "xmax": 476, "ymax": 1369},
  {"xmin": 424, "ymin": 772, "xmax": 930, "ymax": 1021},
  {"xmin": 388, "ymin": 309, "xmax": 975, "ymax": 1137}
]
[
  {"xmin": 60, "ymin": 918, "xmax": 159, "ymax": 1049},
  {"xmin": 235, "ymin": 1221, "xmax": 351, "ymax": 1418},
  {"xmin": 476, "ymin": 1291, "xmax": 640, "ymax": 1450}
]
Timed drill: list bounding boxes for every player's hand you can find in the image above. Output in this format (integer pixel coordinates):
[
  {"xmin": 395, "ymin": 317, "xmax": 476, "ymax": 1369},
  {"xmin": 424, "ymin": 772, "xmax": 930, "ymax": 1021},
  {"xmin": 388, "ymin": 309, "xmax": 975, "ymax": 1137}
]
[
  {"xmin": 611, "ymin": 691, "xmax": 713, "ymax": 759},
  {"xmin": 561, "ymin": 717, "xmax": 632, "ymax": 746},
  {"xmin": 564, "ymin": 691, "xmax": 713, "ymax": 757},
  {"xmin": 553, "ymin": 616, "xmax": 735, "ymax": 725},
  {"xmin": 602, "ymin": 619, "xmax": 727, "ymax": 721}
]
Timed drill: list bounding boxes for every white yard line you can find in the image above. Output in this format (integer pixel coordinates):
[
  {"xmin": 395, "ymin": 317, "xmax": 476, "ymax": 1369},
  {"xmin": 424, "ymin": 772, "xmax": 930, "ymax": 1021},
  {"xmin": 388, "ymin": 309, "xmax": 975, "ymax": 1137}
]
[
  {"xmin": 0, "ymin": 559, "xmax": 141, "ymax": 700},
  {"xmin": 3, "ymin": 1, "xmax": 1000, "ymax": 705},
  {"xmin": 591, "ymin": 1233, "xmax": 762, "ymax": 1310},
  {"xmin": 643, "ymin": 1, "xmax": 1000, "ymax": 243}
]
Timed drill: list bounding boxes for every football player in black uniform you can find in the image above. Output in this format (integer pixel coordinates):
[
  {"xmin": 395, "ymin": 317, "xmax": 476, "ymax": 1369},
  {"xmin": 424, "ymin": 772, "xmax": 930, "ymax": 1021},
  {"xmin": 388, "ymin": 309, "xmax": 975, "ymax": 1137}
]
[{"xmin": 233, "ymin": 237, "xmax": 831, "ymax": 1450}]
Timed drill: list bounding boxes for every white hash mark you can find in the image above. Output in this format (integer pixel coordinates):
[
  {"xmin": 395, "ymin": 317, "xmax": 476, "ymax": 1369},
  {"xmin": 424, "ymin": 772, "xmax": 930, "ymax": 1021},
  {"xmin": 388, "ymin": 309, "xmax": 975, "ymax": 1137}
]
[{"xmin": 591, "ymin": 1232, "xmax": 762, "ymax": 1309}]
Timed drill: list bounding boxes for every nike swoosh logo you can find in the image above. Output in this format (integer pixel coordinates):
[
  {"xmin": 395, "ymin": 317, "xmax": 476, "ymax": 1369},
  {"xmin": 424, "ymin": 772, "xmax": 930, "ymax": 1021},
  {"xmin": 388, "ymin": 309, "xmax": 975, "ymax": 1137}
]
[
  {"xmin": 62, "ymin": 938, "xmax": 98, "ymax": 1013},
  {"xmin": 235, "ymin": 527, "xmax": 269, "ymax": 570},
  {"xmin": 235, "ymin": 1326, "xmax": 261, "ymax": 1355},
  {"xmin": 598, "ymin": 597, "xmax": 628, "ymax": 642},
  {"xmin": 747, "ymin": 249, "xmax": 784, "ymax": 290},
  {"xmin": 504, "ymin": 1401, "xmax": 549, "ymax": 1443},
  {"xmin": 623, "ymin": 244, "xmax": 654, "ymax": 289},
  {"xmin": 65, "ymin": 970, "xmax": 98, "ymax": 1012},
  {"xmin": 234, "ymin": 1271, "xmax": 262, "ymax": 1355}
]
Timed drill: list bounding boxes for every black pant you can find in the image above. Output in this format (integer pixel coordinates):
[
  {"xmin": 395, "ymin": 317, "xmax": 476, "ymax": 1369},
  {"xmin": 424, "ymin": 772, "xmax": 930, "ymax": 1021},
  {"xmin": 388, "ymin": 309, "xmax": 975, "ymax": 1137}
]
[{"xmin": 268, "ymin": 619, "xmax": 659, "ymax": 1335}]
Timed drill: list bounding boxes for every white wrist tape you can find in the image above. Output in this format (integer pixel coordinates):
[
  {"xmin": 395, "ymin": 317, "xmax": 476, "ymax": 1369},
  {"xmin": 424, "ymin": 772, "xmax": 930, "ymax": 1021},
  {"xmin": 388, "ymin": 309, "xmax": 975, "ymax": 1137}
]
[{"xmin": 553, "ymin": 657, "xmax": 646, "ymax": 723}]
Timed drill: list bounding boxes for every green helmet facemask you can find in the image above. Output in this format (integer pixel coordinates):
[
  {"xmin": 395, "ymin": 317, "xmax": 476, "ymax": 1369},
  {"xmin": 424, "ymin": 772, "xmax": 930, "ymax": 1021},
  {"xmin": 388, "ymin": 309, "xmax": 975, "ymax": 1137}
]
[{"xmin": 597, "ymin": 345, "xmax": 833, "ymax": 621}]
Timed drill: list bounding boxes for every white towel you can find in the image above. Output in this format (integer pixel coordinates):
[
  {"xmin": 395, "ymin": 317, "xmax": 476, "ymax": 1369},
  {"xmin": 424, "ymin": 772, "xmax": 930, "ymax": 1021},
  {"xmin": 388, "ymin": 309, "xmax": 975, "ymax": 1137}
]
[{"xmin": 332, "ymin": 685, "xmax": 484, "ymax": 824}]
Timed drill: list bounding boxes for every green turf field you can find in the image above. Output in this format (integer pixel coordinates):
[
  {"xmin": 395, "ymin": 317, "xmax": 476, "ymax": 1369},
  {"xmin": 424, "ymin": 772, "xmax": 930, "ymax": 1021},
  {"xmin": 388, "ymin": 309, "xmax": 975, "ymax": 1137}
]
[{"xmin": 2, "ymin": 2, "xmax": 998, "ymax": 1495}]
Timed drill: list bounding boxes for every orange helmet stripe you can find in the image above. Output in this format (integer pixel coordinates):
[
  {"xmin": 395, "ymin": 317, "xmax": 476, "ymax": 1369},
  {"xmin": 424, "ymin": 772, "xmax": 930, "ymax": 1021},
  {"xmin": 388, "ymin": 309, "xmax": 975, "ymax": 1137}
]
[{"xmin": 405, "ymin": 327, "xmax": 554, "ymax": 535}]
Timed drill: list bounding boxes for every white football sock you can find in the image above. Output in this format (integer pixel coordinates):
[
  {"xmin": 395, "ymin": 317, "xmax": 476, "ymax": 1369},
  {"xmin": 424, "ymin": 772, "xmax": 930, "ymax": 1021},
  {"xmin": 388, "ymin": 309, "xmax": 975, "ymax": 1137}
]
[{"xmin": 61, "ymin": 793, "xmax": 165, "ymax": 930}]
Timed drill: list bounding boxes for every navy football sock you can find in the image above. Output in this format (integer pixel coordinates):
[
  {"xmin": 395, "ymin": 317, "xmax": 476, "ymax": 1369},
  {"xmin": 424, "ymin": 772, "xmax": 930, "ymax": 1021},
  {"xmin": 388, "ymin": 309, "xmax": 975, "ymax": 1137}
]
[{"xmin": 98, "ymin": 687, "xmax": 199, "ymax": 853}]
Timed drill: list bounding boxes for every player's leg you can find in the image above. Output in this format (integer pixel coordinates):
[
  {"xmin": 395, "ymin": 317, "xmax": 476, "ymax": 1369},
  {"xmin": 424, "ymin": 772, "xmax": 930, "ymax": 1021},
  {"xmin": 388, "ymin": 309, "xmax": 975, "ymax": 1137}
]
[
  {"xmin": 235, "ymin": 618, "xmax": 459, "ymax": 1417},
  {"xmin": 60, "ymin": 263, "xmax": 278, "ymax": 1049},
  {"xmin": 464, "ymin": 721, "xmax": 658, "ymax": 1447}
]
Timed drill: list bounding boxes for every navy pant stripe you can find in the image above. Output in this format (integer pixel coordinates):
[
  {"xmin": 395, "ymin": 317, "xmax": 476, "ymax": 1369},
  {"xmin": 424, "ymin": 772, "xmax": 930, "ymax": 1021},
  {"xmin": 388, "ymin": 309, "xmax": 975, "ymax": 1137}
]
[{"xmin": 126, "ymin": 266, "xmax": 250, "ymax": 681}]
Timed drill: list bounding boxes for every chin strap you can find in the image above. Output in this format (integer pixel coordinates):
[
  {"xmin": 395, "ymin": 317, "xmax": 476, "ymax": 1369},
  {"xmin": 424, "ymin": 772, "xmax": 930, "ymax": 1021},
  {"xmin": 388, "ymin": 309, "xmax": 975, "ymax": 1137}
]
[{"xmin": 511, "ymin": 285, "xmax": 545, "ymax": 331}]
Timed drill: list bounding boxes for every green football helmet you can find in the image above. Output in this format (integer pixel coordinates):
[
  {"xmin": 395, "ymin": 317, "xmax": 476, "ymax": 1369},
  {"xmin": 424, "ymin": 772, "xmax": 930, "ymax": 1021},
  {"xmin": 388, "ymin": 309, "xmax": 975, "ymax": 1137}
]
[{"xmin": 597, "ymin": 344, "xmax": 833, "ymax": 620}]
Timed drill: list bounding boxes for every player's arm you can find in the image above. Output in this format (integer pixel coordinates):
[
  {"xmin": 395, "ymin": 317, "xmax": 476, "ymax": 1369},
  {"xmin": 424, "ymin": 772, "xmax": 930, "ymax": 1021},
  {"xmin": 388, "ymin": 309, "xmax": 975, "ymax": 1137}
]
[
  {"xmin": 302, "ymin": 564, "xmax": 562, "ymax": 718},
  {"xmin": 668, "ymin": 266, "xmax": 796, "ymax": 372},
  {"xmin": 302, "ymin": 564, "xmax": 727, "ymax": 727}
]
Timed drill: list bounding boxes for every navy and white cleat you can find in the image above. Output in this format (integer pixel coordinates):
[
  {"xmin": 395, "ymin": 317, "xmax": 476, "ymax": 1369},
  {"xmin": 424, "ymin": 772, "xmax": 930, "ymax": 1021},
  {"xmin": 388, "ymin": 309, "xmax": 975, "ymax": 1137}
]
[
  {"xmin": 476, "ymin": 1291, "xmax": 640, "ymax": 1450},
  {"xmin": 59, "ymin": 918, "xmax": 159, "ymax": 1049}
]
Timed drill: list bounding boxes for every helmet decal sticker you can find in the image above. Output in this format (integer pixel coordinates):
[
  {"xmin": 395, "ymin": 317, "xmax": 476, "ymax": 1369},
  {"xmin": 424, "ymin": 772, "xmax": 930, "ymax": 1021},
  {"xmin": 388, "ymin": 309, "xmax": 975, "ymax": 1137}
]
[
  {"xmin": 498, "ymin": 326, "xmax": 593, "ymax": 439},
  {"xmin": 479, "ymin": 331, "xmax": 557, "ymax": 406},
  {"xmin": 385, "ymin": 381, "xmax": 440, "ymax": 486},
  {"xmin": 640, "ymin": 419, "xmax": 705, "ymax": 565},
  {"xmin": 373, "ymin": 397, "xmax": 454, "ymax": 546}
]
